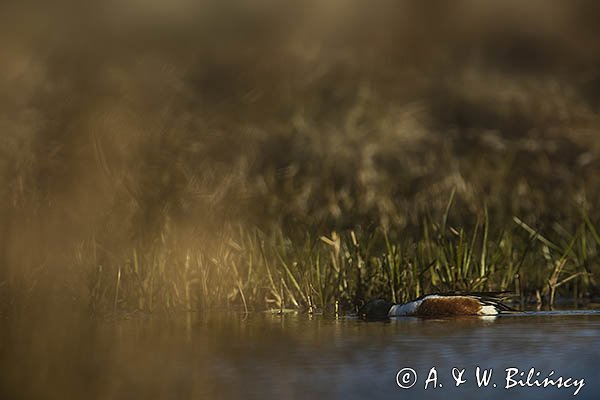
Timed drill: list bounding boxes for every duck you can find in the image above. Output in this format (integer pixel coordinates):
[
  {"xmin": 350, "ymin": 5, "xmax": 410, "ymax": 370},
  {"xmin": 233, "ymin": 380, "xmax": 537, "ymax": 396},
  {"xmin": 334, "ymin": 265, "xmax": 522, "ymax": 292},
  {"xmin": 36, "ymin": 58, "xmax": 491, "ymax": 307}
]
[{"xmin": 358, "ymin": 292, "xmax": 514, "ymax": 319}]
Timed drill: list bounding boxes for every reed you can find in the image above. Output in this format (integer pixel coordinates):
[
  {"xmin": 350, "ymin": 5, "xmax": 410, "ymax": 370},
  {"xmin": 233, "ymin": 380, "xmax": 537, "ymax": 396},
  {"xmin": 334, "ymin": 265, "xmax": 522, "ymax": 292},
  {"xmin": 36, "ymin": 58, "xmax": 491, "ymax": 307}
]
[
  {"xmin": 30, "ymin": 204, "xmax": 593, "ymax": 317},
  {"xmin": 2, "ymin": 1, "xmax": 600, "ymax": 320}
]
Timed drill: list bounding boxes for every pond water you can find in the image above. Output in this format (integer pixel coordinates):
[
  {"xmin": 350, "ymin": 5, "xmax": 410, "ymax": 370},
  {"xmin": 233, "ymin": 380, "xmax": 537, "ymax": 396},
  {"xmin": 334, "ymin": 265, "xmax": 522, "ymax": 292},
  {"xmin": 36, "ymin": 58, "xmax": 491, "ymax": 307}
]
[{"xmin": 2, "ymin": 310, "xmax": 600, "ymax": 399}]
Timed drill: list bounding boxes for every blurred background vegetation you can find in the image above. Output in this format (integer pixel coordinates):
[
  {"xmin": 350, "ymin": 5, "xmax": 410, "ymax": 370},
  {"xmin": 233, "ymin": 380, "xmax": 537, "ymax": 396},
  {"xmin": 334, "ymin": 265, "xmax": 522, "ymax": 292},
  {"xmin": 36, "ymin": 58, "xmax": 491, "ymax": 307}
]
[{"xmin": 1, "ymin": 0, "xmax": 600, "ymax": 316}]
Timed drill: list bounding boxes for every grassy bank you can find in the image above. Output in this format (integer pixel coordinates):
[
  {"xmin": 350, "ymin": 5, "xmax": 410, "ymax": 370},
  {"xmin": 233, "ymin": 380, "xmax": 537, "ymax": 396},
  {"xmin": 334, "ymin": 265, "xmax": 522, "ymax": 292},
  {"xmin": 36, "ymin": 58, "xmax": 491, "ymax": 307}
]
[
  {"xmin": 89, "ymin": 210, "xmax": 600, "ymax": 315},
  {"xmin": 2, "ymin": 2, "xmax": 600, "ymax": 317},
  {"xmin": 3, "ymin": 199, "xmax": 598, "ymax": 317}
]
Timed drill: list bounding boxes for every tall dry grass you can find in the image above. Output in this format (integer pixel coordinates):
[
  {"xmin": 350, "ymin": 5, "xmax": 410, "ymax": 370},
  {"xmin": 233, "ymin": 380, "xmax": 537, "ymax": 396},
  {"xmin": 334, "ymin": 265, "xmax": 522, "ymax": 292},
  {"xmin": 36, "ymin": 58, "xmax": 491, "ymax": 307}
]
[{"xmin": 1, "ymin": 1, "xmax": 600, "ymax": 316}]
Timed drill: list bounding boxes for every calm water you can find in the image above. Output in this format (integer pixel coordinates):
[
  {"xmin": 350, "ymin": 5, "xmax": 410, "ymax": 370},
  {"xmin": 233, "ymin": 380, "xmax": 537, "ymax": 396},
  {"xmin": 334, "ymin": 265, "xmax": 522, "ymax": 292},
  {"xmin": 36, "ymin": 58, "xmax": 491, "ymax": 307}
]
[{"xmin": 2, "ymin": 310, "xmax": 600, "ymax": 399}]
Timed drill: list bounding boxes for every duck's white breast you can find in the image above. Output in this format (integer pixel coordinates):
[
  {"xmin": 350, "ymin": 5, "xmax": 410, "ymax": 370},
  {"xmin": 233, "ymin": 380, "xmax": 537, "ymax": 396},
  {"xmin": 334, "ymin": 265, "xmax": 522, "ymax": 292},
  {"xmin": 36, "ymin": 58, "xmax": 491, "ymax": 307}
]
[{"xmin": 388, "ymin": 295, "xmax": 443, "ymax": 316}]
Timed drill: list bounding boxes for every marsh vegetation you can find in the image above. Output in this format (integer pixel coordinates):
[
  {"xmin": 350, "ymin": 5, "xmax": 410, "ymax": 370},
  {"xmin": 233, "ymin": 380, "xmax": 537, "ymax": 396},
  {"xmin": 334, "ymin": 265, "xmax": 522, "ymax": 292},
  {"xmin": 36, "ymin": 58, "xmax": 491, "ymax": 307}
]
[{"xmin": 1, "ymin": 1, "xmax": 600, "ymax": 317}]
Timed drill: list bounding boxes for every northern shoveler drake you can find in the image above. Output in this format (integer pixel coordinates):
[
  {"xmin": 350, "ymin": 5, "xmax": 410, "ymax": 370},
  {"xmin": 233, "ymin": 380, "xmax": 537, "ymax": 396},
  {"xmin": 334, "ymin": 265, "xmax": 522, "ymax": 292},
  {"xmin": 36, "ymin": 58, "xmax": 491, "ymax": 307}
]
[{"xmin": 358, "ymin": 293, "xmax": 514, "ymax": 320}]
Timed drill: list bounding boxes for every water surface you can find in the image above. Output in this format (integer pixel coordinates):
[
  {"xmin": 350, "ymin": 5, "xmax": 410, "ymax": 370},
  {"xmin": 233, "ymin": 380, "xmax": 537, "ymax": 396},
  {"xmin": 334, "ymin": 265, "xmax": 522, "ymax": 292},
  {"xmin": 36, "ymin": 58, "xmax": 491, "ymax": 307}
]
[{"xmin": 2, "ymin": 310, "xmax": 600, "ymax": 399}]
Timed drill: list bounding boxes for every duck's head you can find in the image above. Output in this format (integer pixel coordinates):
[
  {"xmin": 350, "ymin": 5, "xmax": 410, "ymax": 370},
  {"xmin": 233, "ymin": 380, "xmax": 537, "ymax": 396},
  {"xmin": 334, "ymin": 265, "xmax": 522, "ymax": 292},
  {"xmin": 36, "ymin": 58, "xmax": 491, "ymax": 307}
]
[{"xmin": 358, "ymin": 299, "xmax": 394, "ymax": 320}]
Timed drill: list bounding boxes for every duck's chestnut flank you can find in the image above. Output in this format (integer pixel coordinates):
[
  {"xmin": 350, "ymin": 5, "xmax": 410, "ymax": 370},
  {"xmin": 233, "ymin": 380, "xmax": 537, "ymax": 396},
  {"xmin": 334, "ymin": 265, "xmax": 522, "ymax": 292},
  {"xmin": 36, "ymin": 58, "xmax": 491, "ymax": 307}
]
[{"xmin": 415, "ymin": 296, "xmax": 482, "ymax": 316}]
